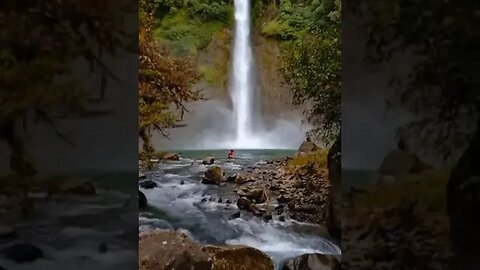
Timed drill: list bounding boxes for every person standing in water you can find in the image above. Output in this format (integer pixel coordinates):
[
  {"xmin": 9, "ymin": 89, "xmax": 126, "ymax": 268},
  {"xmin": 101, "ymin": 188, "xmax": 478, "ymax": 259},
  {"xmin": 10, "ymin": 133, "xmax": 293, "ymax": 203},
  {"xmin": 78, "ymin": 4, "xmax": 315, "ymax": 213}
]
[{"xmin": 228, "ymin": 149, "xmax": 235, "ymax": 159}]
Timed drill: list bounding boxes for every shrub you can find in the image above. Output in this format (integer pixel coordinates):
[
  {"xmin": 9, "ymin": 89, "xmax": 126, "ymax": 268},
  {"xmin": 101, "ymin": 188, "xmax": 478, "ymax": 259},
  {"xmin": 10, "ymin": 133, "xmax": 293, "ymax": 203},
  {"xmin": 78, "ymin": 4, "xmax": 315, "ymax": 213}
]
[{"xmin": 261, "ymin": 19, "xmax": 295, "ymax": 40}]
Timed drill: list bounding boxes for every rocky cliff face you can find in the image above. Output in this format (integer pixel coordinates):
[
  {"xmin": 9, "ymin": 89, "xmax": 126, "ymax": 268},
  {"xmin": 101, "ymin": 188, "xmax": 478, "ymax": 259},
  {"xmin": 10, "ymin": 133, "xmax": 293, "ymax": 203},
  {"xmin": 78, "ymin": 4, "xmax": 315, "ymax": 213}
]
[
  {"xmin": 195, "ymin": 28, "xmax": 232, "ymax": 106},
  {"xmin": 252, "ymin": 30, "xmax": 300, "ymax": 120},
  {"xmin": 194, "ymin": 17, "xmax": 300, "ymax": 121}
]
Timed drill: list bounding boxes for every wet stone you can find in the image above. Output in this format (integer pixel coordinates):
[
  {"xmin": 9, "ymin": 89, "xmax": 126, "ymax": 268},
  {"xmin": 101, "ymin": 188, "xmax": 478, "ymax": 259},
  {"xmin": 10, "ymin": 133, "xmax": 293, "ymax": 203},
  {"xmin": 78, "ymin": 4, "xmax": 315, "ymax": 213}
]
[{"xmin": 139, "ymin": 180, "xmax": 157, "ymax": 189}]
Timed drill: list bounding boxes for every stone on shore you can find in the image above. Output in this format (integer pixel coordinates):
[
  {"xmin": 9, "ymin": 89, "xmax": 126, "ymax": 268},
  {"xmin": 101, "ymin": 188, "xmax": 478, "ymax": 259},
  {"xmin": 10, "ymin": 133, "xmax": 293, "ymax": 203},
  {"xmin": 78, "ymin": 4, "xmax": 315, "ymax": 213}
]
[
  {"xmin": 139, "ymin": 230, "xmax": 274, "ymax": 270},
  {"xmin": 203, "ymin": 156, "xmax": 215, "ymax": 165},
  {"xmin": 139, "ymin": 180, "xmax": 157, "ymax": 189},
  {"xmin": 202, "ymin": 166, "xmax": 224, "ymax": 185},
  {"xmin": 160, "ymin": 152, "xmax": 180, "ymax": 161},
  {"xmin": 236, "ymin": 197, "xmax": 252, "ymax": 210}
]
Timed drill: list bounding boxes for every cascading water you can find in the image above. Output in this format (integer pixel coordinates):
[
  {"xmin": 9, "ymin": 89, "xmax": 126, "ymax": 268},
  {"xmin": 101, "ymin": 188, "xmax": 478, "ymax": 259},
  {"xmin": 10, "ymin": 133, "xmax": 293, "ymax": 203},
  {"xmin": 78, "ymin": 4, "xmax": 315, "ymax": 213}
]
[
  {"xmin": 230, "ymin": 0, "xmax": 256, "ymax": 147},
  {"xmin": 156, "ymin": 0, "xmax": 306, "ymax": 150}
]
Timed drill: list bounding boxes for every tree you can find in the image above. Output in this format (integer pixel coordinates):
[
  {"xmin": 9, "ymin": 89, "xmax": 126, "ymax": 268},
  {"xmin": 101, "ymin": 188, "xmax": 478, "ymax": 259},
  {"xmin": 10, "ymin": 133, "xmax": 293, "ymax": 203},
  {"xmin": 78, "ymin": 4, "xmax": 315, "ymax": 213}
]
[
  {"xmin": 347, "ymin": 1, "xmax": 480, "ymax": 268},
  {"xmin": 0, "ymin": 1, "xmax": 134, "ymax": 198},
  {"xmin": 281, "ymin": 0, "xmax": 341, "ymax": 144},
  {"xmin": 139, "ymin": 0, "xmax": 203, "ymax": 156}
]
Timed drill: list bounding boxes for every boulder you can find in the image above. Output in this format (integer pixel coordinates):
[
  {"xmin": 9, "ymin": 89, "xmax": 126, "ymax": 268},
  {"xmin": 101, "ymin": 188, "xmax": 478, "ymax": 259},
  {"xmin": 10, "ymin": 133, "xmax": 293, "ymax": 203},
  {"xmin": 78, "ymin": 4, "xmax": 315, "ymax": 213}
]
[
  {"xmin": 237, "ymin": 197, "xmax": 252, "ymax": 210},
  {"xmin": 226, "ymin": 174, "xmax": 238, "ymax": 183},
  {"xmin": 297, "ymin": 141, "xmax": 319, "ymax": 155},
  {"xmin": 161, "ymin": 152, "xmax": 180, "ymax": 161},
  {"xmin": 245, "ymin": 188, "xmax": 267, "ymax": 204},
  {"xmin": 207, "ymin": 245, "xmax": 274, "ymax": 270},
  {"xmin": 139, "ymin": 180, "xmax": 157, "ymax": 189},
  {"xmin": 203, "ymin": 156, "xmax": 215, "ymax": 165},
  {"xmin": 139, "ymin": 230, "xmax": 274, "ymax": 270},
  {"xmin": 139, "ymin": 172, "xmax": 147, "ymax": 180},
  {"xmin": 228, "ymin": 174, "xmax": 251, "ymax": 184},
  {"xmin": 203, "ymin": 166, "xmax": 224, "ymax": 185},
  {"xmin": 248, "ymin": 204, "xmax": 264, "ymax": 217},
  {"xmin": 235, "ymin": 175, "xmax": 254, "ymax": 185},
  {"xmin": 139, "ymin": 190, "xmax": 148, "ymax": 209},
  {"xmin": 236, "ymin": 188, "xmax": 267, "ymax": 203},
  {"xmin": 282, "ymin": 253, "xmax": 340, "ymax": 270},
  {"xmin": 230, "ymin": 212, "xmax": 241, "ymax": 219}
]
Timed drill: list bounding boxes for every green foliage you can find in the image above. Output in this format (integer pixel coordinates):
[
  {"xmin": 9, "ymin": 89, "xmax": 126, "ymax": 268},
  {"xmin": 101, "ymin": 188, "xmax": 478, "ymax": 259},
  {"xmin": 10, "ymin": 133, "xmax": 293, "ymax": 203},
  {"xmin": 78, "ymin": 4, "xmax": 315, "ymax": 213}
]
[
  {"xmin": 285, "ymin": 149, "xmax": 329, "ymax": 175},
  {"xmin": 270, "ymin": 0, "xmax": 341, "ymax": 143},
  {"xmin": 188, "ymin": 0, "xmax": 231, "ymax": 23},
  {"xmin": 139, "ymin": 0, "xmax": 204, "ymax": 153},
  {"xmin": 163, "ymin": 24, "xmax": 194, "ymax": 40},
  {"xmin": 151, "ymin": 0, "xmax": 232, "ymax": 56},
  {"xmin": 261, "ymin": 19, "xmax": 295, "ymax": 40}
]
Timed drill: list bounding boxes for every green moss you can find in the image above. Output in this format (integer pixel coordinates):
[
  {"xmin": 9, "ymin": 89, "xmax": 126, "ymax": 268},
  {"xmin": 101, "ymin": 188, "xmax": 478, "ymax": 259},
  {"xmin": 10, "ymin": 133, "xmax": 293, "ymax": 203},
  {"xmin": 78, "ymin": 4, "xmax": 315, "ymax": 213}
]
[
  {"xmin": 198, "ymin": 52, "xmax": 229, "ymax": 87},
  {"xmin": 153, "ymin": 5, "xmax": 231, "ymax": 57}
]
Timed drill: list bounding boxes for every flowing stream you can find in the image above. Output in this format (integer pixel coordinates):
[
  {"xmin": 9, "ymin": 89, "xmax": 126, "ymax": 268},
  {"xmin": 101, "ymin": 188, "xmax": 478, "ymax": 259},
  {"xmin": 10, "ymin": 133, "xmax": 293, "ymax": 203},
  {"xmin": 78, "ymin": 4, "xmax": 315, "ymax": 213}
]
[{"xmin": 139, "ymin": 150, "xmax": 341, "ymax": 269}]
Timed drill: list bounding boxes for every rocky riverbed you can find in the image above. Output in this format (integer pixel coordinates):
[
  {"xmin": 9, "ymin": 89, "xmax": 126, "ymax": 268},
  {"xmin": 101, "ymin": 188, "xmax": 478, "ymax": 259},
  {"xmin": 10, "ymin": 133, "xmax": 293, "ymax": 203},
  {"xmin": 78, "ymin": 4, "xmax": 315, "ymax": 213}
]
[
  {"xmin": 138, "ymin": 149, "xmax": 340, "ymax": 270},
  {"xmin": 226, "ymin": 158, "xmax": 330, "ymax": 225}
]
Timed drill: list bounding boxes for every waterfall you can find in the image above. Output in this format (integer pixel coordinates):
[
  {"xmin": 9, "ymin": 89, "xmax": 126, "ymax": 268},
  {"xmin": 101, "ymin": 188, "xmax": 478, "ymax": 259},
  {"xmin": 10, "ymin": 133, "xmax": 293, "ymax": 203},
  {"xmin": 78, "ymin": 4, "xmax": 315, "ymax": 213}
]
[
  {"xmin": 230, "ymin": 0, "xmax": 256, "ymax": 148},
  {"xmin": 164, "ymin": 0, "xmax": 305, "ymax": 150}
]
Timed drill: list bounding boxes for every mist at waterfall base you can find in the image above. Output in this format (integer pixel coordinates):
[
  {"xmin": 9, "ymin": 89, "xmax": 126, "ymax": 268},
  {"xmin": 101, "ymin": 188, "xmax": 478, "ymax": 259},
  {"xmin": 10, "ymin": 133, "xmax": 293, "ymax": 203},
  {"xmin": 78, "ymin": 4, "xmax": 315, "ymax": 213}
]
[{"xmin": 152, "ymin": 100, "xmax": 306, "ymax": 150}]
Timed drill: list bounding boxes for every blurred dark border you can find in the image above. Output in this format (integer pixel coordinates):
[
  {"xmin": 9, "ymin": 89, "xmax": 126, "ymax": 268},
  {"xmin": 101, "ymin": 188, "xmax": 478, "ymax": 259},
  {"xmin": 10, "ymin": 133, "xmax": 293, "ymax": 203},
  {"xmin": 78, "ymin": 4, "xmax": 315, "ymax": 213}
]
[
  {"xmin": 342, "ymin": 0, "xmax": 479, "ymax": 269},
  {"xmin": 0, "ymin": 1, "xmax": 138, "ymax": 269}
]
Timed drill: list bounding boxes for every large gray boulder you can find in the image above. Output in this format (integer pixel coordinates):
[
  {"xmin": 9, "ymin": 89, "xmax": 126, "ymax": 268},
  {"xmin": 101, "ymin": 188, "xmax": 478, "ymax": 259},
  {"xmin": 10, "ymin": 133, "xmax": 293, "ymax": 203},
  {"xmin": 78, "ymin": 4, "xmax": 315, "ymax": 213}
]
[{"xmin": 202, "ymin": 166, "xmax": 224, "ymax": 185}]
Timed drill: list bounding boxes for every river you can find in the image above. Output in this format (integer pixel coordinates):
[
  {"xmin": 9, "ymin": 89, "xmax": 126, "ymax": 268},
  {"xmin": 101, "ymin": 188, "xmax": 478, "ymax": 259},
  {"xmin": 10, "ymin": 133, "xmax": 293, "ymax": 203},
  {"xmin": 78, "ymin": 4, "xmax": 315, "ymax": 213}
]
[{"xmin": 139, "ymin": 149, "xmax": 341, "ymax": 269}]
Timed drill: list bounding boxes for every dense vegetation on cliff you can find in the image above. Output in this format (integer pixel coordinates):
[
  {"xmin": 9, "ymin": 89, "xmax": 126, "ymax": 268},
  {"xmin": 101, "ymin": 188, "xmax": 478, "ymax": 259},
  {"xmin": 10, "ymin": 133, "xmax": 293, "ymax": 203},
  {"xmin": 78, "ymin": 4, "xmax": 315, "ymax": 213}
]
[
  {"xmin": 150, "ymin": 0, "xmax": 233, "ymax": 56},
  {"xmin": 140, "ymin": 0, "xmax": 341, "ymax": 153},
  {"xmin": 255, "ymin": 0, "xmax": 341, "ymax": 143}
]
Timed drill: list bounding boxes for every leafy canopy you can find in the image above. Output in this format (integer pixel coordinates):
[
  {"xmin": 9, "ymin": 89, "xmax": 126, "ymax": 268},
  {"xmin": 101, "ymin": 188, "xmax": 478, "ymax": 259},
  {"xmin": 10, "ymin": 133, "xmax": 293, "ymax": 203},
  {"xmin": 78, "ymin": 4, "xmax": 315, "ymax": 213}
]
[
  {"xmin": 267, "ymin": 0, "xmax": 341, "ymax": 143},
  {"xmin": 139, "ymin": 0, "xmax": 203, "ymax": 153}
]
